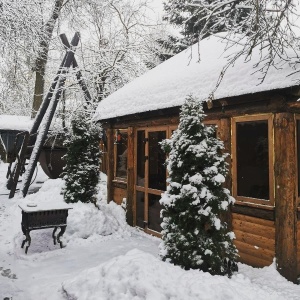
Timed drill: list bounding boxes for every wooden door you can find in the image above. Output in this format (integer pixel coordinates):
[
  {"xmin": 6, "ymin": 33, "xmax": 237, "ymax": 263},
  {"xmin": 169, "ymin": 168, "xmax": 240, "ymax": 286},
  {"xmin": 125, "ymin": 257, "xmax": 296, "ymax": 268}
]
[{"xmin": 135, "ymin": 128, "xmax": 167, "ymax": 234}]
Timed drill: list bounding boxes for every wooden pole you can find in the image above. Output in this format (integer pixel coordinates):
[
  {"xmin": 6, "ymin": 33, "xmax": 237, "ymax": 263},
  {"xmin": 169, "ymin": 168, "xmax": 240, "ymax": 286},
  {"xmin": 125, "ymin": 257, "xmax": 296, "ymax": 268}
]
[
  {"xmin": 59, "ymin": 34, "xmax": 92, "ymax": 105},
  {"xmin": 218, "ymin": 118, "xmax": 233, "ymax": 230},
  {"xmin": 106, "ymin": 128, "xmax": 114, "ymax": 203},
  {"xmin": 29, "ymin": 33, "xmax": 81, "ymax": 142},
  {"xmin": 22, "ymin": 32, "xmax": 80, "ymax": 197},
  {"xmin": 274, "ymin": 113, "xmax": 298, "ymax": 283},
  {"xmin": 126, "ymin": 127, "xmax": 134, "ymax": 226},
  {"xmin": 218, "ymin": 118, "xmax": 232, "ymax": 191}
]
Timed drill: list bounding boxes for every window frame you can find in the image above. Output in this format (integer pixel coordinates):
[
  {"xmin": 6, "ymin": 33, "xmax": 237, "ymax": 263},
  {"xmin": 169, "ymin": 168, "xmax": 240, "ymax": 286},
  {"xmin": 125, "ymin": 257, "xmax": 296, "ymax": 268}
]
[
  {"xmin": 133, "ymin": 120, "xmax": 221, "ymax": 235},
  {"xmin": 295, "ymin": 115, "xmax": 300, "ymax": 204},
  {"xmin": 113, "ymin": 128, "xmax": 128, "ymax": 182},
  {"xmin": 232, "ymin": 114, "xmax": 274, "ymax": 206}
]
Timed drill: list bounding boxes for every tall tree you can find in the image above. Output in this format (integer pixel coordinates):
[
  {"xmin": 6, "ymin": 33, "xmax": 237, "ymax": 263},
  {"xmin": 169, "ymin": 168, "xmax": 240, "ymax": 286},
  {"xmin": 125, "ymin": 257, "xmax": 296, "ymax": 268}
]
[
  {"xmin": 0, "ymin": 0, "xmax": 68, "ymax": 116},
  {"xmin": 163, "ymin": 1, "xmax": 300, "ymax": 81},
  {"xmin": 32, "ymin": 0, "xmax": 66, "ymax": 117},
  {"xmin": 164, "ymin": 0, "xmax": 249, "ymax": 42},
  {"xmin": 65, "ymin": 0, "xmax": 168, "ymax": 102},
  {"xmin": 0, "ymin": 0, "xmax": 169, "ymax": 116},
  {"xmin": 0, "ymin": 0, "xmax": 44, "ymax": 115},
  {"xmin": 160, "ymin": 95, "xmax": 238, "ymax": 276}
]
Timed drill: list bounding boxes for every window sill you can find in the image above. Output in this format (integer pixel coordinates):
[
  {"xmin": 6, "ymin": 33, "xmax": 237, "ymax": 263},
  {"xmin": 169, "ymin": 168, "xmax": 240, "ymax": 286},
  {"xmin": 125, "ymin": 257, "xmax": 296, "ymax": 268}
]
[
  {"xmin": 112, "ymin": 179, "xmax": 127, "ymax": 189},
  {"xmin": 235, "ymin": 196, "xmax": 274, "ymax": 208}
]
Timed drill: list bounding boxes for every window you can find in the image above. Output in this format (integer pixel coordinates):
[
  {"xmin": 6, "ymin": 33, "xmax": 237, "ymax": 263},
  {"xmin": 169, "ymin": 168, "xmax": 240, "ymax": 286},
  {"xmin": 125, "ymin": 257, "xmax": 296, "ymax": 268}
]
[
  {"xmin": 134, "ymin": 121, "xmax": 222, "ymax": 234},
  {"xmin": 232, "ymin": 115, "xmax": 273, "ymax": 205},
  {"xmin": 114, "ymin": 129, "xmax": 128, "ymax": 180}
]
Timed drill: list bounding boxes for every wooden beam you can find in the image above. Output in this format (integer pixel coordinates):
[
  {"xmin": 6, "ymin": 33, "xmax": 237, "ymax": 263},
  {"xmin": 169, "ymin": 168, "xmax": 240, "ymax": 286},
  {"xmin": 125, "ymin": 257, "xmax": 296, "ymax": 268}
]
[
  {"xmin": 274, "ymin": 113, "xmax": 298, "ymax": 282},
  {"xmin": 99, "ymin": 90, "xmax": 289, "ymax": 127},
  {"xmin": 22, "ymin": 32, "xmax": 80, "ymax": 197},
  {"xmin": 59, "ymin": 34, "xmax": 92, "ymax": 105},
  {"xmin": 106, "ymin": 128, "xmax": 114, "ymax": 203},
  {"xmin": 218, "ymin": 118, "xmax": 231, "ymax": 191},
  {"xmin": 218, "ymin": 118, "xmax": 233, "ymax": 230},
  {"xmin": 126, "ymin": 127, "xmax": 134, "ymax": 226}
]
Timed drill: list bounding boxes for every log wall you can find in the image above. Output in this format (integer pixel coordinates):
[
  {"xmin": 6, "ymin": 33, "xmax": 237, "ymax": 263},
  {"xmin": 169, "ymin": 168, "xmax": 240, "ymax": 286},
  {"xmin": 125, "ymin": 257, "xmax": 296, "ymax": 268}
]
[
  {"xmin": 232, "ymin": 213, "xmax": 275, "ymax": 267},
  {"xmin": 297, "ymin": 221, "xmax": 300, "ymax": 274}
]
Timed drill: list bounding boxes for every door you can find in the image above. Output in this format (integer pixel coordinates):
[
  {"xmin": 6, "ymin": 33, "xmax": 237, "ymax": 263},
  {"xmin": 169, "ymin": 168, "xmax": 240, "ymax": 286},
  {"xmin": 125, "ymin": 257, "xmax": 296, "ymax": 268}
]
[{"xmin": 135, "ymin": 128, "xmax": 167, "ymax": 234}]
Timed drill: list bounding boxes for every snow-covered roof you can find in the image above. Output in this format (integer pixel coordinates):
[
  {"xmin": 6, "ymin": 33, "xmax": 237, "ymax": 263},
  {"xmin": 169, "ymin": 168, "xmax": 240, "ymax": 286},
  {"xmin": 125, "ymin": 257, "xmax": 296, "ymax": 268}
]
[
  {"xmin": 94, "ymin": 34, "xmax": 300, "ymax": 121},
  {"xmin": 0, "ymin": 115, "xmax": 33, "ymax": 131}
]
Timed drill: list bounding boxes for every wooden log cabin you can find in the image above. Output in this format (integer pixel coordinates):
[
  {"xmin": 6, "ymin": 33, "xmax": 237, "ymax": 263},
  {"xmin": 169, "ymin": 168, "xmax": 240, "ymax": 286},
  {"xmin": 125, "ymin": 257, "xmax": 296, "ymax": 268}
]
[{"xmin": 94, "ymin": 35, "xmax": 300, "ymax": 282}]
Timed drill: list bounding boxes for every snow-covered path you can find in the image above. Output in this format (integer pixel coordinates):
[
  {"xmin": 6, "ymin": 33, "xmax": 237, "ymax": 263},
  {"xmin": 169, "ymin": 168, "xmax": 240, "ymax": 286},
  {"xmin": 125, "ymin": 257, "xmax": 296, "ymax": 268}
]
[
  {"xmin": 2, "ymin": 234, "xmax": 159, "ymax": 299},
  {"xmin": 0, "ymin": 163, "xmax": 159, "ymax": 299}
]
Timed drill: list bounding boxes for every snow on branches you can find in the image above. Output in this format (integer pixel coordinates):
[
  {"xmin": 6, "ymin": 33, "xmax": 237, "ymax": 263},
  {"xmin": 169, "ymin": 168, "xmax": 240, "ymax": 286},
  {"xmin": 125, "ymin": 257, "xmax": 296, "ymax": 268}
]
[
  {"xmin": 164, "ymin": 0, "xmax": 300, "ymax": 83},
  {"xmin": 63, "ymin": 112, "xmax": 102, "ymax": 205},
  {"xmin": 160, "ymin": 95, "xmax": 238, "ymax": 276}
]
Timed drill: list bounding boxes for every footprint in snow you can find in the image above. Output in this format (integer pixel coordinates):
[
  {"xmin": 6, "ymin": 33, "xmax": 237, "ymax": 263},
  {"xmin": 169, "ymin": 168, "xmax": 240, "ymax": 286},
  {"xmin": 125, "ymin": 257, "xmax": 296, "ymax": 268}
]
[{"xmin": 0, "ymin": 268, "xmax": 17, "ymax": 279}]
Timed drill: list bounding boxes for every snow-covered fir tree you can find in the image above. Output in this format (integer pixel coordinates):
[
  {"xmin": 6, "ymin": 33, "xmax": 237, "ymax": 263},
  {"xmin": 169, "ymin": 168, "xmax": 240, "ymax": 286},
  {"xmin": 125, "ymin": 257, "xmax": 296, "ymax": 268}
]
[
  {"xmin": 160, "ymin": 95, "xmax": 238, "ymax": 276},
  {"xmin": 63, "ymin": 112, "xmax": 101, "ymax": 204},
  {"xmin": 163, "ymin": 0, "xmax": 249, "ymax": 44}
]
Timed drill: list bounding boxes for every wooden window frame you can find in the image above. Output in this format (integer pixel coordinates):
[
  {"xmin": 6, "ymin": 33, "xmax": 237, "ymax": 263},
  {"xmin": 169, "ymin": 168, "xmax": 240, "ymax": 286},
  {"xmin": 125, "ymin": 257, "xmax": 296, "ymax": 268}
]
[
  {"xmin": 133, "ymin": 125, "xmax": 176, "ymax": 236},
  {"xmin": 232, "ymin": 114, "xmax": 274, "ymax": 207},
  {"xmin": 113, "ymin": 129, "xmax": 128, "ymax": 183},
  {"xmin": 133, "ymin": 120, "xmax": 222, "ymax": 235}
]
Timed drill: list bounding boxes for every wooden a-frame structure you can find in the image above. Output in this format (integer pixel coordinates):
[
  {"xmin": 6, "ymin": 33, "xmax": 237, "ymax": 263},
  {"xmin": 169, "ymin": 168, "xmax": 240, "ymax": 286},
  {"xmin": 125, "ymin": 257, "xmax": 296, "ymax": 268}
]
[{"xmin": 6, "ymin": 32, "xmax": 91, "ymax": 198}]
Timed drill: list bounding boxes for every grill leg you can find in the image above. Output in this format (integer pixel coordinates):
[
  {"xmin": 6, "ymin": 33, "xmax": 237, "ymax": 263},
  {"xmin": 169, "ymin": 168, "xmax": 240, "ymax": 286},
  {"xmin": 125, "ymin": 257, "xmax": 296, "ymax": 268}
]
[
  {"xmin": 57, "ymin": 226, "xmax": 66, "ymax": 248},
  {"xmin": 21, "ymin": 226, "xmax": 26, "ymax": 248},
  {"xmin": 21, "ymin": 230, "xmax": 31, "ymax": 254},
  {"xmin": 52, "ymin": 227, "xmax": 58, "ymax": 245}
]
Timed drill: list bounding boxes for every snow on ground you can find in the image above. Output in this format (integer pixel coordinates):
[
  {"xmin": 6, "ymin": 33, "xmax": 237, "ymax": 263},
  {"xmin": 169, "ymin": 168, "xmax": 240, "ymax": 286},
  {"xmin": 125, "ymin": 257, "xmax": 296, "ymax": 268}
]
[{"xmin": 0, "ymin": 162, "xmax": 300, "ymax": 299}]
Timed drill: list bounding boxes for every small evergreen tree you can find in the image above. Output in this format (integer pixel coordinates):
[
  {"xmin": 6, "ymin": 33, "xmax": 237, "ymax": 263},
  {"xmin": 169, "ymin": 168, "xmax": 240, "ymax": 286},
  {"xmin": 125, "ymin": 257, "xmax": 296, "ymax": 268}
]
[
  {"xmin": 63, "ymin": 112, "xmax": 102, "ymax": 204},
  {"xmin": 160, "ymin": 95, "xmax": 238, "ymax": 276}
]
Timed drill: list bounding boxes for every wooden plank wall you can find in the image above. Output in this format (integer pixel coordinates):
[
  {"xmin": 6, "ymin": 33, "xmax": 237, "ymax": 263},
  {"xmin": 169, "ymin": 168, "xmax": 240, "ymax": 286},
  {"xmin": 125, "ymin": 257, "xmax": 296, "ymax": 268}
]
[
  {"xmin": 113, "ymin": 187, "xmax": 127, "ymax": 205},
  {"xmin": 297, "ymin": 221, "xmax": 300, "ymax": 274},
  {"xmin": 232, "ymin": 213, "xmax": 275, "ymax": 267}
]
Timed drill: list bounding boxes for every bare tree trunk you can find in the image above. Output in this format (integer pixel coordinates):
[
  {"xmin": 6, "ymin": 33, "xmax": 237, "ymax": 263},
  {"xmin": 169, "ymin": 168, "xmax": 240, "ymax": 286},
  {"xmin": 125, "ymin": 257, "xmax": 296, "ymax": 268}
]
[{"xmin": 31, "ymin": 0, "xmax": 65, "ymax": 118}]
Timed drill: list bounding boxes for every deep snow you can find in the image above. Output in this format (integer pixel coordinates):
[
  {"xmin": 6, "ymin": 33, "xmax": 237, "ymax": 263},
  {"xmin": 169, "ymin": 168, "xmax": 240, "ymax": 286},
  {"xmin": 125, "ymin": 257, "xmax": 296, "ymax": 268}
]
[{"xmin": 0, "ymin": 162, "xmax": 300, "ymax": 299}]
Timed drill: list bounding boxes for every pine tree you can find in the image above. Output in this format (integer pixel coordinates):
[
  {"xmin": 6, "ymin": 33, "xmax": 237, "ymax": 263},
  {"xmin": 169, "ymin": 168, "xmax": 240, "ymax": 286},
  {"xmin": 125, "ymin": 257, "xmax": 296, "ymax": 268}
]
[
  {"xmin": 160, "ymin": 95, "xmax": 238, "ymax": 276},
  {"xmin": 63, "ymin": 113, "xmax": 101, "ymax": 204},
  {"xmin": 163, "ymin": 0, "xmax": 250, "ymax": 44},
  {"xmin": 152, "ymin": 35, "xmax": 189, "ymax": 65}
]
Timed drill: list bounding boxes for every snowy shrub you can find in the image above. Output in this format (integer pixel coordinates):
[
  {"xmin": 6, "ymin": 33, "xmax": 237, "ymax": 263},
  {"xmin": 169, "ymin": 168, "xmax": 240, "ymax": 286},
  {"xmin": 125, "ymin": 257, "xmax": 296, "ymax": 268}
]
[
  {"xmin": 160, "ymin": 95, "xmax": 238, "ymax": 276},
  {"xmin": 63, "ymin": 112, "xmax": 102, "ymax": 204}
]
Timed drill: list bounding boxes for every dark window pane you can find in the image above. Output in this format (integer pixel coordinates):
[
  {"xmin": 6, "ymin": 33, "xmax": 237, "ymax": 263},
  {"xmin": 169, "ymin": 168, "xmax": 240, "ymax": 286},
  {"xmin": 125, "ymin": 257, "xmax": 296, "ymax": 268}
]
[
  {"xmin": 148, "ymin": 131, "xmax": 166, "ymax": 190},
  {"xmin": 116, "ymin": 131, "xmax": 128, "ymax": 179},
  {"xmin": 148, "ymin": 194, "xmax": 163, "ymax": 232},
  {"xmin": 136, "ymin": 191, "xmax": 145, "ymax": 228},
  {"xmin": 297, "ymin": 121, "xmax": 300, "ymax": 196},
  {"xmin": 136, "ymin": 131, "xmax": 145, "ymax": 187},
  {"xmin": 236, "ymin": 121, "xmax": 269, "ymax": 200}
]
